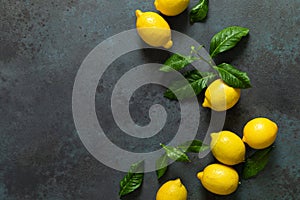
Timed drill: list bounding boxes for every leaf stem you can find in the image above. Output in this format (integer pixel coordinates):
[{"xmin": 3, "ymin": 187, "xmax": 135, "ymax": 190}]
[{"xmin": 191, "ymin": 46, "xmax": 216, "ymax": 69}]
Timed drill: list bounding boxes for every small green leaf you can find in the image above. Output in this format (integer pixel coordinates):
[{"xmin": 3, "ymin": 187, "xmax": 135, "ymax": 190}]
[
  {"xmin": 210, "ymin": 26, "xmax": 249, "ymax": 58},
  {"xmin": 156, "ymin": 154, "xmax": 169, "ymax": 179},
  {"xmin": 214, "ymin": 63, "xmax": 251, "ymax": 88},
  {"xmin": 189, "ymin": 0, "xmax": 209, "ymax": 23},
  {"xmin": 164, "ymin": 70, "xmax": 216, "ymax": 100},
  {"xmin": 119, "ymin": 160, "xmax": 144, "ymax": 197},
  {"xmin": 161, "ymin": 143, "xmax": 190, "ymax": 162},
  {"xmin": 160, "ymin": 53, "xmax": 197, "ymax": 72},
  {"xmin": 178, "ymin": 140, "xmax": 210, "ymax": 153},
  {"xmin": 242, "ymin": 146, "xmax": 275, "ymax": 179}
]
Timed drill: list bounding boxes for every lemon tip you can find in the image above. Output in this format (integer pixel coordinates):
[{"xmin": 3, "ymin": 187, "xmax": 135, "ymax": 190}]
[
  {"xmin": 242, "ymin": 136, "xmax": 246, "ymax": 142},
  {"xmin": 210, "ymin": 132, "xmax": 218, "ymax": 139},
  {"xmin": 163, "ymin": 40, "xmax": 173, "ymax": 49},
  {"xmin": 202, "ymin": 98, "xmax": 209, "ymax": 108},
  {"xmin": 154, "ymin": 1, "xmax": 159, "ymax": 9},
  {"xmin": 135, "ymin": 10, "xmax": 142, "ymax": 17},
  {"xmin": 174, "ymin": 178, "xmax": 181, "ymax": 185},
  {"xmin": 197, "ymin": 172, "xmax": 203, "ymax": 180}
]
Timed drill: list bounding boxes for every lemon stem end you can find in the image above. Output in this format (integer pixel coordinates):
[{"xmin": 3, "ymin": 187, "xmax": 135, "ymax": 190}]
[
  {"xmin": 135, "ymin": 10, "xmax": 143, "ymax": 17},
  {"xmin": 163, "ymin": 40, "xmax": 173, "ymax": 49},
  {"xmin": 197, "ymin": 172, "xmax": 203, "ymax": 181}
]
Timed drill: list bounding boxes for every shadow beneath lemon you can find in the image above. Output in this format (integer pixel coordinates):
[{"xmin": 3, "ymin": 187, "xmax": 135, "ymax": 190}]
[{"xmin": 161, "ymin": 9, "xmax": 190, "ymax": 33}]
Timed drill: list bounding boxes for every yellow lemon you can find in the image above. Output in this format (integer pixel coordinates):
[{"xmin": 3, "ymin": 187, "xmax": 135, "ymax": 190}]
[
  {"xmin": 202, "ymin": 79, "xmax": 241, "ymax": 111},
  {"xmin": 154, "ymin": 0, "xmax": 190, "ymax": 16},
  {"xmin": 156, "ymin": 178, "xmax": 187, "ymax": 200},
  {"xmin": 197, "ymin": 163, "xmax": 239, "ymax": 195},
  {"xmin": 243, "ymin": 117, "xmax": 278, "ymax": 149},
  {"xmin": 210, "ymin": 131, "xmax": 246, "ymax": 165},
  {"xmin": 135, "ymin": 10, "xmax": 173, "ymax": 49}
]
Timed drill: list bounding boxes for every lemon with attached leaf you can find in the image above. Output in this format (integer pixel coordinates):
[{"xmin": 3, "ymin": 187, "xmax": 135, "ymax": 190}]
[
  {"xmin": 202, "ymin": 79, "xmax": 241, "ymax": 111},
  {"xmin": 135, "ymin": 10, "xmax": 173, "ymax": 49},
  {"xmin": 156, "ymin": 178, "xmax": 187, "ymax": 200},
  {"xmin": 197, "ymin": 163, "xmax": 239, "ymax": 195}
]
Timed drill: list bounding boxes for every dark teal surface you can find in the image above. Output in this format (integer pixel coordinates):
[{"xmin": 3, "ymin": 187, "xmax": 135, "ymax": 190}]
[{"xmin": 1, "ymin": 0, "xmax": 300, "ymax": 199}]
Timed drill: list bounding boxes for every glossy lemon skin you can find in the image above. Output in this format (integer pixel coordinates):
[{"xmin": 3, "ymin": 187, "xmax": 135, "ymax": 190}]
[
  {"xmin": 210, "ymin": 131, "xmax": 246, "ymax": 165},
  {"xmin": 154, "ymin": 0, "xmax": 190, "ymax": 16},
  {"xmin": 243, "ymin": 117, "xmax": 278, "ymax": 149},
  {"xmin": 135, "ymin": 10, "xmax": 173, "ymax": 49},
  {"xmin": 197, "ymin": 163, "xmax": 239, "ymax": 195},
  {"xmin": 156, "ymin": 178, "xmax": 187, "ymax": 200},
  {"xmin": 202, "ymin": 79, "xmax": 241, "ymax": 111}
]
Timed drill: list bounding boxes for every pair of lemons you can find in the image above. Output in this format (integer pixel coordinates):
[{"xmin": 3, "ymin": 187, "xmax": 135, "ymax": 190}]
[
  {"xmin": 202, "ymin": 117, "xmax": 277, "ymax": 195},
  {"xmin": 136, "ymin": 0, "xmax": 190, "ymax": 49},
  {"xmin": 156, "ymin": 165, "xmax": 239, "ymax": 199},
  {"xmin": 156, "ymin": 118, "xmax": 278, "ymax": 198},
  {"xmin": 203, "ymin": 80, "xmax": 277, "ymax": 162},
  {"xmin": 155, "ymin": 165, "xmax": 239, "ymax": 199},
  {"xmin": 210, "ymin": 118, "xmax": 278, "ymax": 166}
]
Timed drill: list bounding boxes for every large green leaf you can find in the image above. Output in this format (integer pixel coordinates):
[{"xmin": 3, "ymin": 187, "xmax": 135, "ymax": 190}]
[
  {"xmin": 214, "ymin": 63, "xmax": 251, "ymax": 88},
  {"xmin": 210, "ymin": 26, "xmax": 249, "ymax": 58},
  {"xmin": 242, "ymin": 146, "xmax": 275, "ymax": 179}
]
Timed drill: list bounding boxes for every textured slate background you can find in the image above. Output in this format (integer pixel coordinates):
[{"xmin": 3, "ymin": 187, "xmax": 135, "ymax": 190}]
[{"xmin": 1, "ymin": 0, "xmax": 300, "ymax": 199}]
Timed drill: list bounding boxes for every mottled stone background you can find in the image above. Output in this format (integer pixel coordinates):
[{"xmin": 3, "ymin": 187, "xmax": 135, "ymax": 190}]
[{"xmin": 1, "ymin": 0, "xmax": 299, "ymax": 199}]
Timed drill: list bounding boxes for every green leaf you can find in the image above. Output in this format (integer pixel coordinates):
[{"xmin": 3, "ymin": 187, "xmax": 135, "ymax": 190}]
[
  {"xmin": 119, "ymin": 160, "xmax": 144, "ymax": 197},
  {"xmin": 161, "ymin": 143, "xmax": 190, "ymax": 162},
  {"xmin": 210, "ymin": 26, "xmax": 249, "ymax": 58},
  {"xmin": 214, "ymin": 63, "xmax": 251, "ymax": 88},
  {"xmin": 178, "ymin": 140, "xmax": 210, "ymax": 153},
  {"xmin": 164, "ymin": 70, "xmax": 216, "ymax": 100},
  {"xmin": 160, "ymin": 53, "xmax": 197, "ymax": 72},
  {"xmin": 242, "ymin": 146, "xmax": 275, "ymax": 179},
  {"xmin": 184, "ymin": 70, "xmax": 205, "ymax": 82},
  {"xmin": 189, "ymin": 0, "xmax": 209, "ymax": 23},
  {"xmin": 156, "ymin": 154, "xmax": 169, "ymax": 179}
]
